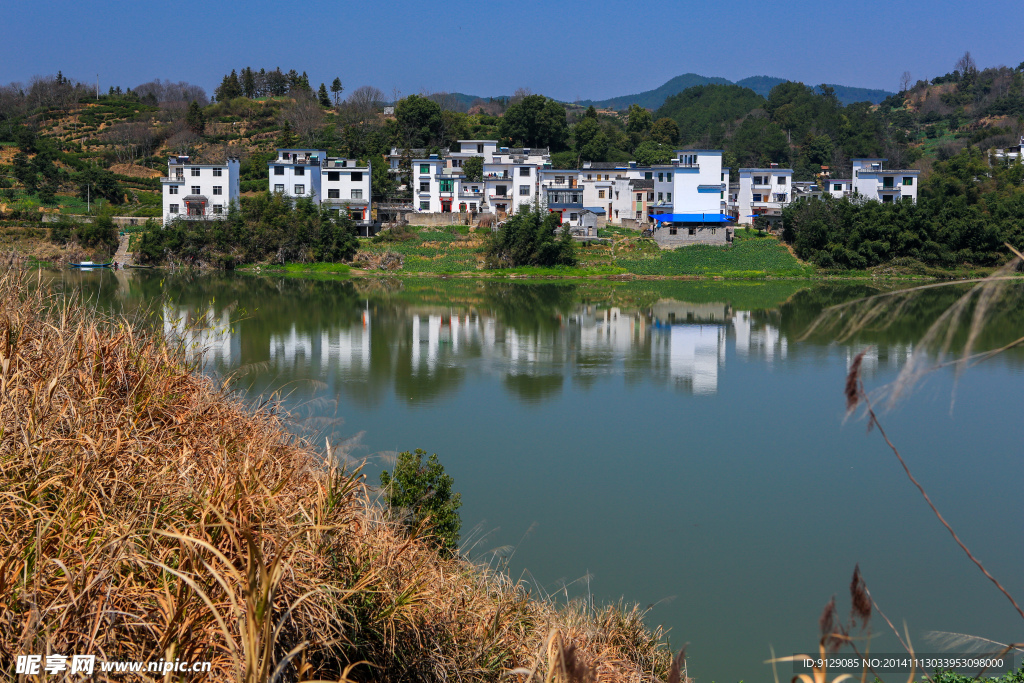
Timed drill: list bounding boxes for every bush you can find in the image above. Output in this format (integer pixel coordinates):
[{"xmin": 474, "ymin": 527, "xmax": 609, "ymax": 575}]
[
  {"xmin": 380, "ymin": 449, "xmax": 462, "ymax": 555},
  {"xmin": 484, "ymin": 206, "xmax": 577, "ymax": 268},
  {"xmin": 77, "ymin": 215, "xmax": 118, "ymax": 252}
]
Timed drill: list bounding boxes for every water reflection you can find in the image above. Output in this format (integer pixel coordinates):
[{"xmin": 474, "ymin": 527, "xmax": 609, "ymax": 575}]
[{"xmin": 150, "ymin": 279, "xmax": 938, "ymax": 401}]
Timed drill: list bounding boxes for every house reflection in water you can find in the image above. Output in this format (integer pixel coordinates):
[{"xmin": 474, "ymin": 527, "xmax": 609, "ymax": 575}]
[{"xmin": 163, "ymin": 304, "xmax": 238, "ymax": 366}]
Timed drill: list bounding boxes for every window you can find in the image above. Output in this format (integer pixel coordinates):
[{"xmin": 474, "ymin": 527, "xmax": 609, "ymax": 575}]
[
  {"xmin": 191, "ymin": 168, "xmax": 200, "ymax": 177},
  {"xmin": 477, "ymin": 144, "xmax": 484, "ymax": 153},
  {"xmin": 598, "ymin": 190, "xmax": 605, "ymax": 199},
  {"xmin": 669, "ymin": 226, "xmax": 677, "ymax": 235},
  {"xmin": 721, "ymin": 173, "xmax": 725, "ymax": 181},
  {"xmin": 496, "ymin": 185, "xmax": 507, "ymax": 196},
  {"xmin": 420, "ymin": 164, "xmax": 430, "ymax": 174},
  {"xmin": 720, "ymin": 191, "xmax": 724, "ymax": 199},
  {"xmin": 213, "ymin": 204, "xmax": 223, "ymax": 214},
  {"xmin": 351, "ymin": 189, "xmax": 363, "ymax": 199},
  {"xmin": 688, "ymin": 227, "xmax": 696, "ymax": 235},
  {"xmin": 469, "ymin": 202, "xmax": 477, "ymax": 211},
  {"xmin": 294, "ymin": 166, "xmax": 304, "ymax": 176},
  {"xmin": 658, "ymin": 173, "xmax": 663, "ymax": 182},
  {"xmin": 587, "ymin": 174, "xmax": 592, "ymax": 180},
  {"xmin": 644, "ymin": 172, "xmax": 652, "ymax": 180},
  {"xmin": 519, "ymin": 167, "xmax": 530, "ymax": 176},
  {"xmin": 882, "ymin": 194, "xmax": 893, "ymax": 203},
  {"xmin": 571, "ymin": 193, "xmax": 580, "ymax": 203},
  {"xmin": 419, "ymin": 200, "xmax": 430, "ymax": 210},
  {"xmin": 274, "ymin": 184, "xmax": 284, "ymax": 193},
  {"xmin": 667, "ymin": 173, "xmax": 672, "ymax": 181},
  {"xmin": 519, "ymin": 185, "xmax": 529, "ymax": 196},
  {"xmin": 657, "ymin": 192, "xmax": 663, "ymax": 201},
  {"xmin": 777, "ymin": 176, "xmax": 788, "ymax": 185},
  {"xmin": 648, "ymin": 192, "xmax": 654, "ymax": 201},
  {"xmin": 569, "ymin": 213, "xmax": 578, "ymax": 221},
  {"xmin": 169, "ymin": 204, "xmax": 178, "ymax": 213},
  {"xmin": 351, "ymin": 172, "xmax": 363, "ymax": 182},
  {"xmin": 833, "ymin": 183, "xmax": 842, "ymax": 191},
  {"xmin": 752, "ymin": 193, "xmax": 762, "ymax": 202},
  {"xmin": 213, "ymin": 186, "xmax": 222, "ymax": 195},
  {"xmin": 419, "ymin": 181, "xmax": 430, "ymax": 192},
  {"xmin": 903, "ymin": 176, "xmax": 914, "ymax": 186},
  {"xmin": 191, "ymin": 186, "xmax": 200, "ymax": 194},
  {"xmin": 636, "ymin": 193, "xmax": 642, "ymax": 201},
  {"xmin": 294, "ymin": 184, "xmax": 305, "ymax": 194},
  {"xmin": 667, "ymin": 193, "xmax": 672, "ymax": 202},
  {"xmin": 274, "ymin": 166, "xmax": 284, "ymax": 175},
  {"xmin": 213, "ymin": 168, "xmax": 222, "ymax": 177},
  {"xmin": 327, "ymin": 171, "xmax": 340, "ymax": 181},
  {"xmin": 328, "ymin": 189, "xmax": 340, "ymax": 199},
  {"xmin": 439, "ymin": 179, "xmax": 453, "ymax": 192},
  {"xmin": 636, "ymin": 211, "xmax": 642, "ymax": 219},
  {"xmin": 168, "ymin": 185, "xmax": 178, "ymax": 195}
]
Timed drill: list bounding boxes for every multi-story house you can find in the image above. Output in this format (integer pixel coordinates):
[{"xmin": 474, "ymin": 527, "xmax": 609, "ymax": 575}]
[
  {"xmin": 161, "ymin": 155, "xmax": 240, "ymax": 225},
  {"xmin": 269, "ymin": 148, "xmax": 326, "ymax": 202},
  {"xmin": 544, "ymin": 183, "xmax": 585, "ymax": 227},
  {"xmin": 320, "ymin": 157, "xmax": 372, "ymax": 232},
  {"xmin": 993, "ymin": 136, "xmax": 1024, "ymax": 162},
  {"xmin": 647, "ymin": 149, "xmax": 733, "ymax": 246},
  {"xmin": 852, "ymin": 159, "xmax": 919, "ymax": 203},
  {"xmin": 411, "ymin": 155, "xmax": 452, "ymax": 213},
  {"xmin": 737, "ymin": 167, "xmax": 793, "ymax": 224},
  {"xmin": 628, "ymin": 179, "xmax": 654, "ymax": 224},
  {"xmin": 446, "ymin": 139, "xmax": 499, "ymax": 173}
]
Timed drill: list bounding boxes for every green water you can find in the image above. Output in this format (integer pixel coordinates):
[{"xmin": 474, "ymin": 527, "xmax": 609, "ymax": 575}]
[{"xmin": 62, "ymin": 270, "xmax": 1024, "ymax": 682}]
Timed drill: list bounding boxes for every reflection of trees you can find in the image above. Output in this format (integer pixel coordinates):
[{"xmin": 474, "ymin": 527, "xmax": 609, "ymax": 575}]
[
  {"xmin": 503, "ymin": 373, "xmax": 564, "ymax": 402},
  {"xmin": 479, "ymin": 282, "xmax": 579, "ymax": 336}
]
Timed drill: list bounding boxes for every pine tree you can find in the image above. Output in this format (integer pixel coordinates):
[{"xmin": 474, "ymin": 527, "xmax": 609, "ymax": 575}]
[
  {"xmin": 215, "ymin": 70, "xmax": 242, "ymax": 101},
  {"xmin": 330, "ymin": 77, "xmax": 344, "ymax": 106},
  {"xmin": 186, "ymin": 100, "xmax": 206, "ymax": 135},
  {"xmin": 318, "ymin": 83, "xmax": 331, "ymax": 107},
  {"xmin": 242, "ymin": 67, "xmax": 256, "ymax": 98},
  {"xmin": 277, "ymin": 120, "xmax": 297, "ymax": 148}
]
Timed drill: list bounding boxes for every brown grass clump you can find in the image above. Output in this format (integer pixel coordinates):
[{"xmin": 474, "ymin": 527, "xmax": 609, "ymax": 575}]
[{"xmin": 0, "ymin": 271, "xmax": 671, "ymax": 681}]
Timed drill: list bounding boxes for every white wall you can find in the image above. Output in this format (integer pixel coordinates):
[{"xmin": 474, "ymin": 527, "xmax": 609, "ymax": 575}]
[
  {"xmin": 162, "ymin": 158, "xmax": 240, "ymax": 225},
  {"xmin": 321, "ymin": 159, "xmax": 372, "ymax": 221},
  {"xmin": 671, "ymin": 150, "xmax": 724, "ymax": 215}
]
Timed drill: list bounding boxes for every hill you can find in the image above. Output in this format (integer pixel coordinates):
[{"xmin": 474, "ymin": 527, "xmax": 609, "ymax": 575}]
[{"xmin": 581, "ymin": 73, "xmax": 895, "ymax": 111}]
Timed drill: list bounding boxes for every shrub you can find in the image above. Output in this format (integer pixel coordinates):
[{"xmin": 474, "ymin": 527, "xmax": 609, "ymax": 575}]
[{"xmin": 380, "ymin": 449, "xmax": 462, "ymax": 555}]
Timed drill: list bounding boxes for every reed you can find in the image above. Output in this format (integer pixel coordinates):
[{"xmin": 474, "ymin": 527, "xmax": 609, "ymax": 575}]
[{"xmin": 0, "ymin": 271, "xmax": 671, "ymax": 681}]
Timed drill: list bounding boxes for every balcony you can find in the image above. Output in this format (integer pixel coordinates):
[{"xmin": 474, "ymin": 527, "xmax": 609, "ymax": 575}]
[
  {"xmin": 878, "ymin": 185, "xmax": 902, "ymax": 193},
  {"xmin": 483, "ymin": 173, "xmax": 511, "ymax": 180},
  {"xmin": 161, "ymin": 176, "xmax": 185, "ymax": 183},
  {"xmin": 489, "ymin": 193, "xmax": 510, "ymax": 200},
  {"xmin": 751, "ymin": 183, "xmax": 771, "ymax": 190},
  {"xmin": 674, "ymin": 163, "xmax": 700, "ymax": 169}
]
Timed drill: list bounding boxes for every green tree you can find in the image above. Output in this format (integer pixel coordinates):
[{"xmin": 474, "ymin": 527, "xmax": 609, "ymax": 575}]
[
  {"xmin": 76, "ymin": 167, "xmax": 124, "ymax": 205},
  {"xmin": 186, "ymin": 100, "xmax": 206, "ymax": 135},
  {"xmin": 78, "ymin": 214, "xmax": 118, "ymax": 252},
  {"xmin": 498, "ymin": 95, "xmax": 568, "ymax": 151},
  {"xmin": 462, "ymin": 155, "xmax": 483, "ymax": 182},
  {"xmin": 632, "ymin": 140, "xmax": 674, "ymax": 166},
  {"xmin": 626, "ymin": 103, "xmax": 653, "ymax": 133},
  {"xmin": 395, "ymin": 94, "xmax": 443, "ymax": 148},
  {"xmin": 573, "ymin": 117, "xmax": 609, "ymax": 162},
  {"xmin": 650, "ymin": 118, "xmax": 680, "ymax": 145},
  {"xmin": 330, "ymin": 77, "xmax": 344, "ymax": 106},
  {"xmin": 380, "ymin": 449, "xmax": 462, "ymax": 555},
  {"xmin": 241, "ymin": 67, "xmax": 257, "ymax": 98},
  {"xmin": 12, "ymin": 151, "xmax": 35, "ymax": 193},
  {"xmin": 215, "ymin": 70, "xmax": 242, "ymax": 101},
  {"xmin": 317, "ymin": 83, "xmax": 331, "ymax": 107},
  {"xmin": 485, "ymin": 205, "xmax": 576, "ymax": 268},
  {"xmin": 277, "ymin": 120, "xmax": 298, "ymax": 148}
]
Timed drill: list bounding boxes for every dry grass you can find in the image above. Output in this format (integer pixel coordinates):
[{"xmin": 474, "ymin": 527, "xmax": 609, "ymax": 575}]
[{"xmin": 0, "ymin": 271, "xmax": 671, "ymax": 681}]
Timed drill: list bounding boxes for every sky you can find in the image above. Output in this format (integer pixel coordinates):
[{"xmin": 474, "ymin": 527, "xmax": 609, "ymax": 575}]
[{"xmin": 3, "ymin": 0, "xmax": 1022, "ymax": 102}]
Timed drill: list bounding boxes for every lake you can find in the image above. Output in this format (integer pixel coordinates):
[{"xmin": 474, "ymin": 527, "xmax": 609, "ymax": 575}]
[{"xmin": 58, "ymin": 269, "xmax": 1024, "ymax": 682}]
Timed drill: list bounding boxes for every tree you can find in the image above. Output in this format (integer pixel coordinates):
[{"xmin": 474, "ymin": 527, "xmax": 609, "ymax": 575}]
[
  {"xmin": 330, "ymin": 77, "xmax": 344, "ymax": 106},
  {"xmin": 573, "ymin": 117, "xmax": 609, "ymax": 162},
  {"xmin": 650, "ymin": 117, "xmax": 680, "ymax": 145},
  {"xmin": 186, "ymin": 100, "xmax": 205, "ymax": 135},
  {"xmin": 462, "ymin": 155, "xmax": 483, "ymax": 182},
  {"xmin": 626, "ymin": 103, "xmax": 652, "ymax": 133},
  {"xmin": 395, "ymin": 94, "xmax": 443, "ymax": 148},
  {"xmin": 215, "ymin": 70, "xmax": 242, "ymax": 101},
  {"xmin": 277, "ymin": 120, "xmax": 298, "ymax": 148},
  {"xmin": 317, "ymin": 83, "xmax": 331, "ymax": 107},
  {"xmin": 899, "ymin": 71, "xmax": 913, "ymax": 94},
  {"xmin": 380, "ymin": 449, "xmax": 462, "ymax": 555},
  {"xmin": 12, "ymin": 151, "xmax": 35, "ymax": 193},
  {"xmin": 485, "ymin": 206, "xmax": 576, "ymax": 268},
  {"xmin": 955, "ymin": 51, "xmax": 978, "ymax": 81},
  {"xmin": 76, "ymin": 167, "xmax": 124, "ymax": 205},
  {"xmin": 241, "ymin": 67, "xmax": 257, "ymax": 98},
  {"xmin": 497, "ymin": 95, "xmax": 568, "ymax": 150}
]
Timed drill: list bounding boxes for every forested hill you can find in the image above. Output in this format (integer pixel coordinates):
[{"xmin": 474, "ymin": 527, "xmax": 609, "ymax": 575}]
[{"xmin": 579, "ymin": 73, "xmax": 895, "ymax": 110}]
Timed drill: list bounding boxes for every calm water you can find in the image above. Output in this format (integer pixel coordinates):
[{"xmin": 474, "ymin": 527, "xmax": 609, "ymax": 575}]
[{"xmin": 59, "ymin": 270, "xmax": 1024, "ymax": 682}]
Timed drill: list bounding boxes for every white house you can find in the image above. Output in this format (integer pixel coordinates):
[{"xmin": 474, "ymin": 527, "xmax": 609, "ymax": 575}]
[
  {"xmin": 737, "ymin": 167, "xmax": 793, "ymax": 224},
  {"xmin": 446, "ymin": 139, "xmax": 499, "ymax": 172},
  {"xmin": 321, "ymin": 157, "xmax": 372, "ymax": 230},
  {"xmin": 852, "ymin": 159, "xmax": 919, "ymax": 203},
  {"xmin": 411, "ymin": 155, "xmax": 451, "ymax": 213},
  {"xmin": 161, "ymin": 155, "xmax": 240, "ymax": 225},
  {"xmin": 269, "ymin": 148, "xmax": 326, "ymax": 202},
  {"xmin": 645, "ymin": 150, "xmax": 733, "ymax": 247},
  {"xmin": 992, "ymin": 136, "xmax": 1024, "ymax": 162},
  {"xmin": 826, "ymin": 179, "xmax": 853, "ymax": 199}
]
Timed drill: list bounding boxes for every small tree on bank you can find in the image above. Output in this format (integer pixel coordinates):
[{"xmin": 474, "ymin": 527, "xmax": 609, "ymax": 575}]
[
  {"xmin": 380, "ymin": 449, "xmax": 462, "ymax": 556},
  {"xmin": 485, "ymin": 206, "xmax": 577, "ymax": 269}
]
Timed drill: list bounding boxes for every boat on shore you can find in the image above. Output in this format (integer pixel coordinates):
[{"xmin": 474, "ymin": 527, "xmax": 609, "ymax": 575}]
[{"xmin": 69, "ymin": 261, "xmax": 112, "ymax": 268}]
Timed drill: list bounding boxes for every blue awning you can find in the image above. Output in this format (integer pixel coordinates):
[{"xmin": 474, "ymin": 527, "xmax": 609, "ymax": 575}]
[
  {"xmin": 648, "ymin": 213, "xmax": 734, "ymax": 223},
  {"xmin": 583, "ymin": 207, "xmax": 606, "ymax": 215}
]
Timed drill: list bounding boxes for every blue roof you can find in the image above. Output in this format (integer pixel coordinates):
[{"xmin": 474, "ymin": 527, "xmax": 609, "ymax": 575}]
[
  {"xmin": 584, "ymin": 207, "xmax": 606, "ymax": 215},
  {"xmin": 649, "ymin": 213, "xmax": 734, "ymax": 223}
]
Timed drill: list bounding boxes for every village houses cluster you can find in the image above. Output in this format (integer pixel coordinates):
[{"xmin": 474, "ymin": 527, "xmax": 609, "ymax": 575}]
[{"xmin": 160, "ymin": 139, "xmax": 920, "ymax": 245}]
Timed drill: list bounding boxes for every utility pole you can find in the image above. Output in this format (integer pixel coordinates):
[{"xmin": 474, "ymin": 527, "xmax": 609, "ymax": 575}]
[{"xmin": 87, "ymin": 184, "xmax": 90, "ymax": 213}]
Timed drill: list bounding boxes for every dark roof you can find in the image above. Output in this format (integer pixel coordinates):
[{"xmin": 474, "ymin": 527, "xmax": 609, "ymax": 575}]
[
  {"xmin": 505, "ymin": 147, "xmax": 549, "ymax": 155},
  {"xmin": 182, "ymin": 195, "xmax": 208, "ymax": 202},
  {"xmin": 629, "ymin": 179, "xmax": 654, "ymax": 189},
  {"xmin": 547, "ymin": 203, "xmax": 584, "ymax": 209},
  {"xmin": 584, "ymin": 162, "xmax": 626, "ymax": 169}
]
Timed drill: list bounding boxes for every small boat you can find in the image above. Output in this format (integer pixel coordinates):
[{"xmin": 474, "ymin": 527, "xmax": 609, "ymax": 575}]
[{"xmin": 69, "ymin": 261, "xmax": 113, "ymax": 268}]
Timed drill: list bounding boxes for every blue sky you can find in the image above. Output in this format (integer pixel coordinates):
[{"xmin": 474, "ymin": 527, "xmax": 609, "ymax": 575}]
[{"xmin": 3, "ymin": 0, "xmax": 1022, "ymax": 101}]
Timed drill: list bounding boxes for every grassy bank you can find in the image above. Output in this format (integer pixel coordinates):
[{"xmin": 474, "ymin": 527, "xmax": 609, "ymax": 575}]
[{"xmin": 0, "ymin": 272, "xmax": 673, "ymax": 681}]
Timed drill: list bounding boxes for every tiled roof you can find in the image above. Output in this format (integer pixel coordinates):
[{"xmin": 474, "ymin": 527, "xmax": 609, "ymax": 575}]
[{"xmin": 629, "ymin": 179, "xmax": 654, "ymax": 189}]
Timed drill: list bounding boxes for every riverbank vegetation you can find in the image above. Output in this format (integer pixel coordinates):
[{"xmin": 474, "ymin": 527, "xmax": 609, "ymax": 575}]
[{"xmin": 0, "ymin": 271, "xmax": 674, "ymax": 681}]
